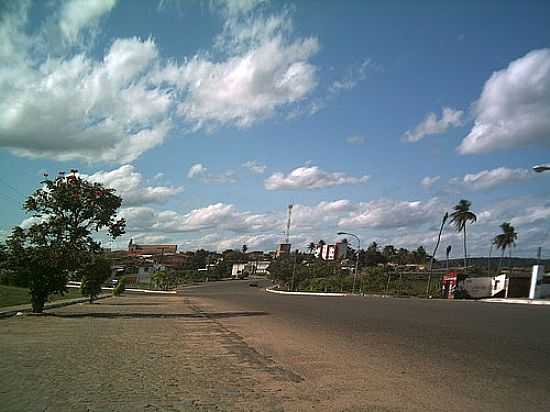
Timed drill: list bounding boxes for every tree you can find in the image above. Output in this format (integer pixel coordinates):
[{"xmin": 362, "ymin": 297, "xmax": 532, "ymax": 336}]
[
  {"xmin": 81, "ymin": 257, "xmax": 111, "ymax": 303},
  {"xmin": 415, "ymin": 246, "xmax": 428, "ymax": 264},
  {"xmin": 307, "ymin": 242, "xmax": 316, "ymax": 255},
  {"xmin": 152, "ymin": 270, "xmax": 171, "ymax": 291},
  {"xmin": 494, "ymin": 222, "xmax": 518, "ymax": 273},
  {"xmin": 382, "ymin": 245, "xmax": 396, "ymax": 262},
  {"xmin": 449, "ymin": 199, "xmax": 477, "ymax": 270},
  {"xmin": 241, "ymin": 244, "xmax": 248, "ymax": 254},
  {"xmin": 5, "ymin": 171, "xmax": 125, "ymax": 313}
]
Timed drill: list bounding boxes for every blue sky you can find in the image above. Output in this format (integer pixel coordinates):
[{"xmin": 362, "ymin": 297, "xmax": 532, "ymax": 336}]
[{"xmin": 1, "ymin": 0, "xmax": 549, "ymax": 257}]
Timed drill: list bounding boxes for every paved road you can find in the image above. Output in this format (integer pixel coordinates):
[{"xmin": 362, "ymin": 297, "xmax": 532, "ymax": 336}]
[{"xmin": 185, "ymin": 280, "xmax": 550, "ymax": 411}]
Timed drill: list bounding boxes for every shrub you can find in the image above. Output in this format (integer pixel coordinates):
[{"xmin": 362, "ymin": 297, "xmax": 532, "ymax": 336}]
[
  {"xmin": 112, "ymin": 276, "xmax": 127, "ymax": 296},
  {"xmin": 81, "ymin": 257, "xmax": 111, "ymax": 303}
]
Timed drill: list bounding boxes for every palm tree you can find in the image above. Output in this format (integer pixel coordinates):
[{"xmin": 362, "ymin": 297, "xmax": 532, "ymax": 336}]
[
  {"xmin": 494, "ymin": 222, "xmax": 518, "ymax": 274},
  {"xmin": 449, "ymin": 200, "xmax": 477, "ymax": 271}
]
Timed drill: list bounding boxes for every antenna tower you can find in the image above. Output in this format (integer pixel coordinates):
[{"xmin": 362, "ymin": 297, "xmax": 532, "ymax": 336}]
[{"xmin": 285, "ymin": 204, "xmax": 293, "ymax": 244}]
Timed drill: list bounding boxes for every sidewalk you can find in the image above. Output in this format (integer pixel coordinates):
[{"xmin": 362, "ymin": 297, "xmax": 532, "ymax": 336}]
[{"xmin": 0, "ymin": 293, "xmax": 110, "ymax": 318}]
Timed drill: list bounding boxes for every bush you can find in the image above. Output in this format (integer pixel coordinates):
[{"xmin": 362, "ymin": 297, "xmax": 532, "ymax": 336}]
[
  {"xmin": 112, "ymin": 276, "xmax": 127, "ymax": 296},
  {"xmin": 81, "ymin": 257, "xmax": 111, "ymax": 303}
]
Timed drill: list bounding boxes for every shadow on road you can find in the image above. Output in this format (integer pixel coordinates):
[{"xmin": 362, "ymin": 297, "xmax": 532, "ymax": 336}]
[{"xmin": 43, "ymin": 311, "xmax": 269, "ymax": 320}]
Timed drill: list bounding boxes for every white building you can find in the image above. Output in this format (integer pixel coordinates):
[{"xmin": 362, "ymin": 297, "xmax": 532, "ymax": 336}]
[
  {"xmin": 231, "ymin": 260, "xmax": 271, "ymax": 278},
  {"xmin": 314, "ymin": 242, "xmax": 348, "ymax": 261}
]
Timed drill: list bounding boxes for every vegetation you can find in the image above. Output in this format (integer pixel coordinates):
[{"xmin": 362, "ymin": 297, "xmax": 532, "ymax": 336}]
[
  {"xmin": 449, "ymin": 199, "xmax": 477, "ymax": 270},
  {"xmin": 80, "ymin": 257, "xmax": 112, "ymax": 303},
  {"xmin": 494, "ymin": 222, "xmax": 518, "ymax": 273},
  {"xmin": 0, "ymin": 285, "xmax": 82, "ymax": 308},
  {"xmin": 152, "ymin": 270, "xmax": 172, "ymax": 290},
  {"xmin": 2, "ymin": 171, "xmax": 125, "ymax": 313},
  {"xmin": 112, "ymin": 276, "xmax": 127, "ymax": 296}
]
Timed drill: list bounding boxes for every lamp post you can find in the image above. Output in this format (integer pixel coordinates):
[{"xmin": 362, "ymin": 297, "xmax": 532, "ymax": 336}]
[
  {"xmin": 426, "ymin": 212, "xmax": 449, "ymax": 298},
  {"xmin": 337, "ymin": 232, "xmax": 361, "ymax": 294}
]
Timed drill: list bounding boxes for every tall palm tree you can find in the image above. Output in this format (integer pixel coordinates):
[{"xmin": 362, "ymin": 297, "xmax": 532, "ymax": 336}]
[
  {"xmin": 449, "ymin": 199, "xmax": 477, "ymax": 271},
  {"xmin": 494, "ymin": 222, "xmax": 518, "ymax": 274}
]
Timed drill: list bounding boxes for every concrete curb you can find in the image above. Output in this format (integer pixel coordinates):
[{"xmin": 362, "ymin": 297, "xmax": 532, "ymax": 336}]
[
  {"xmin": 0, "ymin": 293, "xmax": 111, "ymax": 319},
  {"xmin": 265, "ymin": 286, "xmax": 351, "ymax": 297},
  {"xmin": 481, "ymin": 298, "xmax": 550, "ymax": 305},
  {"xmin": 67, "ymin": 283, "xmax": 177, "ymax": 295}
]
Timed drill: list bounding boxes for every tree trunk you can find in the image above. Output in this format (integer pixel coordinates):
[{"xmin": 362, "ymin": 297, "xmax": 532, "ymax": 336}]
[
  {"xmin": 498, "ymin": 249, "xmax": 505, "ymax": 274},
  {"xmin": 31, "ymin": 294, "xmax": 46, "ymax": 313},
  {"xmin": 463, "ymin": 225, "xmax": 467, "ymax": 271}
]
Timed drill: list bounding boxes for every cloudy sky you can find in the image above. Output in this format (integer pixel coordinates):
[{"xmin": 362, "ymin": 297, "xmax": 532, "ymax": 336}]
[{"xmin": 1, "ymin": 0, "xmax": 549, "ymax": 257}]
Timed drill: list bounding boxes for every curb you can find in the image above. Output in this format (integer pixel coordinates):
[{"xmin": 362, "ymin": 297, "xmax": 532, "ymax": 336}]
[
  {"xmin": 0, "ymin": 293, "xmax": 111, "ymax": 319},
  {"xmin": 67, "ymin": 283, "xmax": 177, "ymax": 295},
  {"xmin": 265, "ymin": 286, "xmax": 351, "ymax": 297},
  {"xmin": 481, "ymin": 298, "xmax": 550, "ymax": 306}
]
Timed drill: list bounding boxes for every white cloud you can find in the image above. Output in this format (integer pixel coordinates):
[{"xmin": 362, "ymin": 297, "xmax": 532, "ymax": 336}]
[
  {"xmin": 212, "ymin": 0, "xmax": 268, "ymax": 19},
  {"xmin": 345, "ymin": 135, "xmax": 366, "ymax": 145},
  {"xmin": 338, "ymin": 198, "xmax": 442, "ymax": 229},
  {"xmin": 111, "ymin": 196, "xmax": 550, "ymax": 257},
  {"xmin": 151, "ymin": 10, "xmax": 319, "ymax": 129},
  {"xmin": 242, "ymin": 160, "xmax": 267, "ymax": 174},
  {"xmin": 58, "ymin": 0, "xmax": 117, "ymax": 43},
  {"xmin": 450, "ymin": 167, "xmax": 532, "ymax": 191},
  {"xmin": 264, "ymin": 165, "xmax": 369, "ymax": 190},
  {"xmin": 511, "ymin": 206, "xmax": 550, "ymax": 226},
  {"xmin": 187, "ymin": 163, "xmax": 238, "ymax": 183},
  {"xmin": 403, "ymin": 107, "xmax": 463, "ymax": 143},
  {"xmin": 459, "ymin": 49, "xmax": 550, "ymax": 154},
  {"xmin": 0, "ymin": 30, "xmax": 173, "ymax": 163},
  {"xmin": 329, "ymin": 59, "xmax": 371, "ymax": 94},
  {"xmin": 0, "ymin": 3, "xmax": 320, "ymax": 162},
  {"xmin": 420, "ymin": 176, "xmax": 440, "ymax": 188},
  {"xmin": 187, "ymin": 163, "xmax": 207, "ymax": 178},
  {"xmin": 85, "ymin": 165, "xmax": 182, "ymax": 206}
]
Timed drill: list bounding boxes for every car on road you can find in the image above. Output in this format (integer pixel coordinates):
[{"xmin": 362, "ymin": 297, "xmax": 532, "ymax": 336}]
[{"xmin": 249, "ymin": 281, "xmax": 258, "ymax": 287}]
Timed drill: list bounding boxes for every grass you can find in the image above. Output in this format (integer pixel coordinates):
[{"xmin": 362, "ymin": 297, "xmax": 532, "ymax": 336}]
[{"xmin": 0, "ymin": 285, "xmax": 83, "ymax": 308}]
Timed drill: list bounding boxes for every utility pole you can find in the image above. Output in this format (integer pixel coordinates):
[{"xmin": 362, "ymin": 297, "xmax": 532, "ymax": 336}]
[{"xmin": 426, "ymin": 212, "xmax": 449, "ymax": 298}]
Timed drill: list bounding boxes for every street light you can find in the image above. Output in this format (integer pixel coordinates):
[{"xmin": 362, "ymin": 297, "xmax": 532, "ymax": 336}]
[
  {"xmin": 533, "ymin": 164, "xmax": 550, "ymax": 173},
  {"xmin": 337, "ymin": 232, "xmax": 361, "ymax": 294}
]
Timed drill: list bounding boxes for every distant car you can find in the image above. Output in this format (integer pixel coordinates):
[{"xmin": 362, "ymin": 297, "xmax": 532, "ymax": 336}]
[{"xmin": 249, "ymin": 281, "xmax": 258, "ymax": 287}]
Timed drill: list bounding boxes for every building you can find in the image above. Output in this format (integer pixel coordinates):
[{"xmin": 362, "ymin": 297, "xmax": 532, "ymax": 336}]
[
  {"xmin": 276, "ymin": 243, "xmax": 291, "ymax": 257},
  {"xmin": 315, "ymin": 242, "xmax": 348, "ymax": 261},
  {"xmin": 231, "ymin": 260, "xmax": 271, "ymax": 278},
  {"xmin": 128, "ymin": 239, "xmax": 177, "ymax": 256}
]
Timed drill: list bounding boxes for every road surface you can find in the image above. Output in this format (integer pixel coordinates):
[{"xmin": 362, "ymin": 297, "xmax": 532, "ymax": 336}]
[{"xmin": 185, "ymin": 279, "xmax": 550, "ymax": 411}]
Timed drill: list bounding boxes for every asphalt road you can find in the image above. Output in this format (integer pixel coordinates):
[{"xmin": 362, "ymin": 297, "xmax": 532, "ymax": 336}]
[{"xmin": 185, "ymin": 280, "xmax": 550, "ymax": 411}]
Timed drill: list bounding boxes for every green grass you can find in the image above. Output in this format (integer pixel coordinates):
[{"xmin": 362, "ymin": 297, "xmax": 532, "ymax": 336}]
[{"xmin": 0, "ymin": 285, "xmax": 83, "ymax": 308}]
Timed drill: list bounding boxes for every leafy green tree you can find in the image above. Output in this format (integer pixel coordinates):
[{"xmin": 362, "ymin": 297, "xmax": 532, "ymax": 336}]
[
  {"xmin": 81, "ymin": 257, "xmax": 111, "ymax": 303},
  {"xmin": 449, "ymin": 199, "xmax": 477, "ymax": 270},
  {"xmin": 382, "ymin": 245, "xmax": 396, "ymax": 262},
  {"xmin": 415, "ymin": 246, "xmax": 428, "ymax": 264},
  {"xmin": 5, "ymin": 171, "xmax": 125, "ymax": 313},
  {"xmin": 152, "ymin": 270, "xmax": 171, "ymax": 290},
  {"xmin": 112, "ymin": 276, "xmax": 127, "ymax": 296},
  {"xmin": 494, "ymin": 222, "xmax": 518, "ymax": 273}
]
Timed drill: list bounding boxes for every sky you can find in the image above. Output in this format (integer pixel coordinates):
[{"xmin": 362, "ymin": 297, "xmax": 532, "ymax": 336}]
[{"xmin": 0, "ymin": 0, "xmax": 549, "ymax": 258}]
